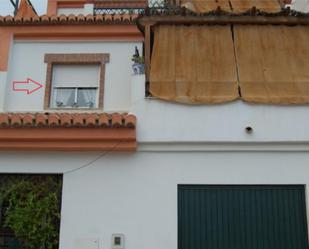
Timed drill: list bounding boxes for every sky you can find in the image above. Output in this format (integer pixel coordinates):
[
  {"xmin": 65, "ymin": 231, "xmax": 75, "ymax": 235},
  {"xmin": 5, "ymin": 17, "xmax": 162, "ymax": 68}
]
[{"xmin": 0, "ymin": 0, "xmax": 47, "ymax": 15}]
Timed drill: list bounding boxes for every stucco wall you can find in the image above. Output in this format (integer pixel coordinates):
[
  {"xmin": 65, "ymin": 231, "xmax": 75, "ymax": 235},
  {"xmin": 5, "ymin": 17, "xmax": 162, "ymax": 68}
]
[
  {"xmin": 1, "ymin": 35, "xmax": 309, "ymax": 249},
  {"xmin": 290, "ymin": 0, "xmax": 309, "ymax": 12},
  {"xmin": 4, "ymin": 41, "xmax": 142, "ymax": 112},
  {"xmin": 57, "ymin": 8, "xmax": 85, "ymax": 15},
  {"xmin": 1, "ymin": 151, "xmax": 309, "ymax": 249},
  {"xmin": 0, "ymin": 72, "xmax": 7, "ymax": 110},
  {"xmin": 130, "ymin": 76, "xmax": 309, "ymax": 143}
]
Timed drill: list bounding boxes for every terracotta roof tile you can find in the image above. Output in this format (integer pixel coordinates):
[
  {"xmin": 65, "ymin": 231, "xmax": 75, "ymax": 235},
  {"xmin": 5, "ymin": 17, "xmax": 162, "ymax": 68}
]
[
  {"xmin": 48, "ymin": 114, "xmax": 60, "ymax": 127},
  {"xmin": 32, "ymin": 15, "xmax": 40, "ymax": 22},
  {"xmin": 0, "ymin": 113, "xmax": 136, "ymax": 128},
  {"xmin": 23, "ymin": 114, "xmax": 34, "ymax": 127},
  {"xmin": 60, "ymin": 114, "xmax": 72, "ymax": 127},
  {"xmin": 95, "ymin": 15, "xmax": 104, "ymax": 22},
  {"xmin": 98, "ymin": 114, "xmax": 111, "ymax": 127},
  {"xmin": 0, "ymin": 114, "xmax": 9, "ymax": 128},
  {"xmin": 0, "ymin": 13, "xmax": 137, "ymax": 26},
  {"xmin": 41, "ymin": 15, "xmax": 50, "ymax": 22},
  {"xmin": 85, "ymin": 114, "xmax": 98, "ymax": 127},
  {"xmin": 112, "ymin": 113, "xmax": 123, "ymax": 128},
  {"xmin": 73, "ymin": 114, "xmax": 85, "ymax": 127},
  {"xmin": 10, "ymin": 115, "xmax": 22, "ymax": 127},
  {"xmin": 68, "ymin": 14, "xmax": 76, "ymax": 22},
  {"xmin": 36, "ymin": 114, "xmax": 48, "ymax": 127},
  {"xmin": 124, "ymin": 115, "xmax": 136, "ymax": 128}
]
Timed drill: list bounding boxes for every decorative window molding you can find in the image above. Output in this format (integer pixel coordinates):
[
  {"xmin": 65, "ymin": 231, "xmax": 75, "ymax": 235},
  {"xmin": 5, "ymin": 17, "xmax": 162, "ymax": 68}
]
[{"xmin": 44, "ymin": 53, "xmax": 110, "ymax": 110}]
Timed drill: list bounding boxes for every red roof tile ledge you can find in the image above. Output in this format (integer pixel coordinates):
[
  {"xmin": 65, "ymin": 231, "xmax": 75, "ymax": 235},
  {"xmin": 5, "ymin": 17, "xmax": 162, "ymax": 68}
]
[
  {"xmin": 0, "ymin": 13, "xmax": 138, "ymax": 26},
  {"xmin": 0, "ymin": 113, "xmax": 136, "ymax": 128},
  {"xmin": 0, "ymin": 113, "xmax": 137, "ymax": 151}
]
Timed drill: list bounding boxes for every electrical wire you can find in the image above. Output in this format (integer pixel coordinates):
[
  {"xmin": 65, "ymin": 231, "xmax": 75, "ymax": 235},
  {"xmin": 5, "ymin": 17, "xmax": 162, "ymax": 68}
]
[{"xmin": 62, "ymin": 95, "xmax": 147, "ymax": 175}]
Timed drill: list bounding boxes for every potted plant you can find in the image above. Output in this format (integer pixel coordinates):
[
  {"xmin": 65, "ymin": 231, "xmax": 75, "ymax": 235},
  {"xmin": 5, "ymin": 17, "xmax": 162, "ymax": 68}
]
[{"xmin": 131, "ymin": 46, "xmax": 145, "ymax": 75}]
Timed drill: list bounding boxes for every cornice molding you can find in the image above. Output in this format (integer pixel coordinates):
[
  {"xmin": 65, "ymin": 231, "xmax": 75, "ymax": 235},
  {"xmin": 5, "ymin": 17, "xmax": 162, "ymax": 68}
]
[
  {"xmin": 0, "ymin": 113, "xmax": 137, "ymax": 151},
  {"xmin": 138, "ymin": 141, "xmax": 309, "ymax": 152}
]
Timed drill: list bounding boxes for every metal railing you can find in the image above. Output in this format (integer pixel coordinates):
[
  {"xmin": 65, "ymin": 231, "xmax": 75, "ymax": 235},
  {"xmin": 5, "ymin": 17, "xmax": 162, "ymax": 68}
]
[
  {"xmin": 94, "ymin": 7, "xmax": 145, "ymax": 15},
  {"xmin": 94, "ymin": 0, "xmax": 176, "ymax": 15}
]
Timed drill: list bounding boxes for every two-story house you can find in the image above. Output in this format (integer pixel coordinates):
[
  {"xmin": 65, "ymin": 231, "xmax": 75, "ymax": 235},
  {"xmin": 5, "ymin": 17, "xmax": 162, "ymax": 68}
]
[{"xmin": 1, "ymin": 0, "xmax": 309, "ymax": 249}]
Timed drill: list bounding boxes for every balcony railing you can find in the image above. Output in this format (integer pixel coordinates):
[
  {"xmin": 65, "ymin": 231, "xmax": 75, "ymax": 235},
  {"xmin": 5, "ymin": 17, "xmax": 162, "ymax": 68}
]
[
  {"xmin": 94, "ymin": 0, "xmax": 177, "ymax": 15},
  {"xmin": 94, "ymin": 7, "xmax": 145, "ymax": 15}
]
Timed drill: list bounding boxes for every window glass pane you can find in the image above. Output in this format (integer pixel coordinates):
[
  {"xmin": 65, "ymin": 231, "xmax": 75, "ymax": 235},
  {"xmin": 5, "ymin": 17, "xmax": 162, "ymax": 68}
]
[
  {"xmin": 54, "ymin": 88, "xmax": 75, "ymax": 108},
  {"xmin": 77, "ymin": 88, "xmax": 97, "ymax": 108}
]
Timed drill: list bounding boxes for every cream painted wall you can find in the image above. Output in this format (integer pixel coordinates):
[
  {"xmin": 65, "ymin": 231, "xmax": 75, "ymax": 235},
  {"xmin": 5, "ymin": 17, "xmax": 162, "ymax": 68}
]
[
  {"xmin": 0, "ymin": 151, "xmax": 309, "ymax": 249},
  {"xmin": 4, "ymin": 41, "xmax": 142, "ymax": 112},
  {"xmin": 57, "ymin": 8, "xmax": 85, "ymax": 15},
  {"xmin": 0, "ymin": 72, "xmax": 7, "ymax": 111},
  {"xmin": 289, "ymin": 0, "xmax": 309, "ymax": 12},
  {"xmin": 130, "ymin": 76, "xmax": 309, "ymax": 143},
  {"xmin": 57, "ymin": 4, "xmax": 94, "ymax": 15}
]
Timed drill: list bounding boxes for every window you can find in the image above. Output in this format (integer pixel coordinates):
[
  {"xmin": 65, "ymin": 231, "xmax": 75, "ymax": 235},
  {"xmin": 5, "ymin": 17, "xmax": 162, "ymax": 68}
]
[
  {"xmin": 51, "ymin": 64, "xmax": 100, "ymax": 108},
  {"xmin": 44, "ymin": 54, "xmax": 110, "ymax": 109}
]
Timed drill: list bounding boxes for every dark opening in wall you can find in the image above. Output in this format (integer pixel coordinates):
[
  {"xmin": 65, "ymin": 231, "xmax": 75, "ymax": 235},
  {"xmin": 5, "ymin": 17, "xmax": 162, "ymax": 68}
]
[{"xmin": 0, "ymin": 174, "xmax": 63, "ymax": 249}]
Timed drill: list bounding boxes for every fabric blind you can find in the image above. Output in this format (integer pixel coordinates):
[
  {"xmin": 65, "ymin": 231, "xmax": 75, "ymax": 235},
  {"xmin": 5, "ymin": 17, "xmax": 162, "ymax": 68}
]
[
  {"xmin": 181, "ymin": 0, "xmax": 280, "ymax": 13},
  {"xmin": 230, "ymin": 0, "xmax": 281, "ymax": 13},
  {"xmin": 234, "ymin": 25, "xmax": 309, "ymax": 104},
  {"xmin": 52, "ymin": 64, "xmax": 100, "ymax": 88},
  {"xmin": 181, "ymin": 0, "xmax": 231, "ymax": 13},
  {"xmin": 150, "ymin": 25, "xmax": 239, "ymax": 104}
]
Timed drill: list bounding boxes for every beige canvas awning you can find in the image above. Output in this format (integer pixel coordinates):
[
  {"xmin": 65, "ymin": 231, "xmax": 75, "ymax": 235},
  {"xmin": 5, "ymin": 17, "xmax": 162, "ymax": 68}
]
[
  {"xmin": 234, "ymin": 25, "xmax": 309, "ymax": 104},
  {"xmin": 181, "ymin": 0, "xmax": 231, "ymax": 13},
  {"xmin": 230, "ymin": 0, "xmax": 281, "ymax": 13},
  {"xmin": 181, "ymin": 0, "xmax": 281, "ymax": 13},
  {"xmin": 149, "ymin": 25, "xmax": 239, "ymax": 104}
]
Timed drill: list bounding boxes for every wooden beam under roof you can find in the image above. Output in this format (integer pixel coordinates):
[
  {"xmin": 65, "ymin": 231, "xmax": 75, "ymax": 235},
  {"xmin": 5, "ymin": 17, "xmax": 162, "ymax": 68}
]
[{"xmin": 137, "ymin": 12, "xmax": 309, "ymax": 31}]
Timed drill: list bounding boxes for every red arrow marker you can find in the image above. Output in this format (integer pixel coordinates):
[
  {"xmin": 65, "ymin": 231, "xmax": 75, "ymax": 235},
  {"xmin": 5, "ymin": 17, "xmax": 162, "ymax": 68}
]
[{"xmin": 13, "ymin": 78, "xmax": 43, "ymax": 95}]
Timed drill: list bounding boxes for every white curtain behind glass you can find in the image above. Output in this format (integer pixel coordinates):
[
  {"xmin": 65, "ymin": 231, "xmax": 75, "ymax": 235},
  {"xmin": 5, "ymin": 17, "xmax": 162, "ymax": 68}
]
[
  {"xmin": 54, "ymin": 88, "xmax": 75, "ymax": 107},
  {"xmin": 77, "ymin": 89, "xmax": 97, "ymax": 107}
]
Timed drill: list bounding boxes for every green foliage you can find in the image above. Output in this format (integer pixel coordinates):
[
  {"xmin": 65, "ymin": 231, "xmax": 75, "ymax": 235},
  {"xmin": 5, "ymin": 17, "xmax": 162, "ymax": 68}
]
[
  {"xmin": 131, "ymin": 56, "xmax": 144, "ymax": 64},
  {"xmin": 0, "ymin": 176, "xmax": 62, "ymax": 249}
]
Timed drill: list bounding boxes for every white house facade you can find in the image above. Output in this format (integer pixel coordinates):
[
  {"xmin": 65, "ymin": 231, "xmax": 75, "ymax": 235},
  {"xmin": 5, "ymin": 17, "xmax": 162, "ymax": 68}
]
[{"xmin": 1, "ymin": 1, "xmax": 309, "ymax": 249}]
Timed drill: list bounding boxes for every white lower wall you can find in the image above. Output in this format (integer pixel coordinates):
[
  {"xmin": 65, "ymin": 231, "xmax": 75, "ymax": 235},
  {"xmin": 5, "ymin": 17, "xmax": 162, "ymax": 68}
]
[
  {"xmin": 1, "ymin": 151, "xmax": 309, "ymax": 249},
  {"xmin": 130, "ymin": 76, "xmax": 309, "ymax": 143}
]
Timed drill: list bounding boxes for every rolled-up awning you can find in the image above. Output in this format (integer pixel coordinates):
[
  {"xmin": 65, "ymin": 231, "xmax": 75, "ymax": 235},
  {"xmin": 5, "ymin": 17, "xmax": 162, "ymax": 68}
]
[
  {"xmin": 181, "ymin": 0, "xmax": 281, "ymax": 13},
  {"xmin": 181, "ymin": 0, "xmax": 231, "ymax": 13},
  {"xmin": 230, "ymin": 0, "xmax": 281, "ymax": 13},
  {"xmin": 149, "ymin": 25, "xmax": 239, "ymax": 104},
  {"xmin": 149, "ymin": 24, "xmax": 309, "ymax": 105}
]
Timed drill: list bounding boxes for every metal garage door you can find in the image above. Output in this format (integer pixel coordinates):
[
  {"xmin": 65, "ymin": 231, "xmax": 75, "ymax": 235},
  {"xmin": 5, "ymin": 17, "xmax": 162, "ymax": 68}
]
[{"xmin": 178, "ymin": 185, "xmax": 309, "ymax": 249}]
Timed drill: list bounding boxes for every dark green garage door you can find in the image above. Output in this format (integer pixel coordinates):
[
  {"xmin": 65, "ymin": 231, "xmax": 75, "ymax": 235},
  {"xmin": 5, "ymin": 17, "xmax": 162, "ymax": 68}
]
[{"xmin": 178, "ymin": 185, "xmax": 309, "ymax": 249}]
